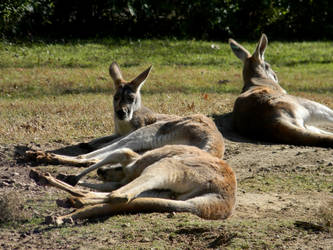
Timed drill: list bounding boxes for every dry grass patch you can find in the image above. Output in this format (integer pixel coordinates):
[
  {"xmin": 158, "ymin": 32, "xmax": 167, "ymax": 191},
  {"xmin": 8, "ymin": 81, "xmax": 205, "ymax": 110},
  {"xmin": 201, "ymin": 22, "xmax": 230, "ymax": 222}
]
[
  {"xmin": 0, "ymin": 191, "xmax": 31, "ymax": 225},
  {"xmin": 317, "ymin": 198, "xmax": 333, "ymax": 232}
]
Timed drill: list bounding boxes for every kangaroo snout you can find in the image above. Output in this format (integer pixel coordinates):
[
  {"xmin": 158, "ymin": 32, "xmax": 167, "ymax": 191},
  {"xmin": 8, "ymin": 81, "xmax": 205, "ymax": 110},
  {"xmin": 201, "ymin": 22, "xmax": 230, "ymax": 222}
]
[
  {"xmin": 116, "ymin": 108, "xmax": 127, "ymax": 120},
  {"xmin": 96, "ymin": 167, "xmax": 106, "ymax": 177},
  {"xmin": 97, "ymin": 166, "xmax": 125, "ymax": 182}
]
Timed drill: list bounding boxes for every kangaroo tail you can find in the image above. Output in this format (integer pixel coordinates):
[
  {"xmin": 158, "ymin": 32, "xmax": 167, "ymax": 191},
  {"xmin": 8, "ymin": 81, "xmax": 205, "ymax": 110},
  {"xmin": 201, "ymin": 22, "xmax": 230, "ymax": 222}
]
[{"xmin": 54, "ymin": 198, "xmax": 198, "ymax": 225}]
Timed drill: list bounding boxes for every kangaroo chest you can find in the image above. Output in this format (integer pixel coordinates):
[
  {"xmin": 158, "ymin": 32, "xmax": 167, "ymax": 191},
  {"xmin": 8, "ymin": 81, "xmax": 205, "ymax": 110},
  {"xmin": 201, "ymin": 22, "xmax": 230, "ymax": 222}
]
[
  {"xmin": 115, "ymin": 118, "xmax": 135, "ymax": 135},
  {"xmin": 114, "ymin": 107, "xmax": 158, "ymax": 135}
]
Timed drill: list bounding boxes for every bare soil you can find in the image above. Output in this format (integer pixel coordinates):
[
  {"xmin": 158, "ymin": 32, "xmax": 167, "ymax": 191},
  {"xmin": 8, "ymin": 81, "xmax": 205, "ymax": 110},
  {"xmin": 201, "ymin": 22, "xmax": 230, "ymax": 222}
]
[{"xmin": 0, "ymin": 114, "xmax": 332, "ymax": 249}]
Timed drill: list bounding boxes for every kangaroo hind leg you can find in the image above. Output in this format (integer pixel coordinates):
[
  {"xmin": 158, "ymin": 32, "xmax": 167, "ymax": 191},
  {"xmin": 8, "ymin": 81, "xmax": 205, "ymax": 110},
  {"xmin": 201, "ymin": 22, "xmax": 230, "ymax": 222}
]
[
  {"xmin": 299, "ymin": 98, "xmax": 333, "ymax": 125},
  {"xmin": 50, "ymin": 197, "xmax": 197, "ymax": 225},
  {"xmin": 109, "ymin": 160, "xmax": 193, "ymax": 203},
  {"xmin": 276, "ymin": 119, "xmax": 333, "ymax": 147},
  {"xmin": 59, "ymin": 148, "xmax": 140, "ymax": 186},
  {"xmin": 52, "ymin": 194, "xmax": 235, "ymax": 225},
  {"xmin": 25, "ymin": 150, "xmax": 98, "ymax": 167},
  {"xmin": 305, "ymin": 125, "xmax": 333, "ymax": 136}
]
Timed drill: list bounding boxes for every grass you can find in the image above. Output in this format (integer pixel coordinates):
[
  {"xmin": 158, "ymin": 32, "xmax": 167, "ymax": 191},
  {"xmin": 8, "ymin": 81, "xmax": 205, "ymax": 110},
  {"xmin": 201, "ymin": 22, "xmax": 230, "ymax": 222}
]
[
  {"xmin": 0, "ymin": 191, "xmax": 31, "ymax": 225},
  {"xmin": 318, "ymin": 199, "xmax": 333, "ymax": 231},
  {"xmin": 240, "ymin": 162, "xmax": 333, "ymax": 193},
  {"xmin": 1, "ymin": 38, "xmax": 332, "ymax": 145},
  {"xmin": 1, "ymin": 39, "xmax": 332, "ymax": 99},
  {"xmin": 241, "ymin": 172, "xmax": 333, "ymax": 193},
  {"xmin": 0, "ymin": 37, "xmax": 332, "ymax": 249}
]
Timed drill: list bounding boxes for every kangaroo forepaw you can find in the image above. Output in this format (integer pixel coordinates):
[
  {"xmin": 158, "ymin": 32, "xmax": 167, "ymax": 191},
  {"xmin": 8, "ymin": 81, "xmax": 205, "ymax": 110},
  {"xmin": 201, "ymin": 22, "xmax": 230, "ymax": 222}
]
[
  {"xmin": 56, "ymin": 197, "xmax": 83, "ymax": 208},
  {"xmin": 56, "ymin": 174, "xmax": 79, "ymax": 186},
  {"xmin": 56, "ymin": 197, "xmax": 84, "ymax": 208}
]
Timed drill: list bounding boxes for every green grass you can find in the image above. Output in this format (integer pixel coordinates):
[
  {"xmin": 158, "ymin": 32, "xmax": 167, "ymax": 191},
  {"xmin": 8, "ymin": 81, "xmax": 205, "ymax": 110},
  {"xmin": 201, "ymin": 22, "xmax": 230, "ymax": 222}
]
[
  {"xmin": 1, "ymin": 39, "xmax": 331, "ymax": 68},
  {"xmin": 1, "ymin": 38, "xmax": 332, "ymax": 145},
  {"xmin": 1, "ymin": 39, "xmax": 332, "ymax": 99}
]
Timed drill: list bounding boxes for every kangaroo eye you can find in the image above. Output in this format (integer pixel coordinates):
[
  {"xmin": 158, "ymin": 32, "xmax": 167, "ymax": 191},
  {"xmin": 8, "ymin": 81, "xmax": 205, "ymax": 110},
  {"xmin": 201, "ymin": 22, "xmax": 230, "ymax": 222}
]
[
  {"xmin": 264, "ymin": 63, "xmax": 271, "ymax": 70},
  {"xmin": 273, "ymin": 74, "xmax": 278, "ymax": 81},
  {"xmin": 127, "ymin": 95, "xmax": 135, "ymax": 102}
]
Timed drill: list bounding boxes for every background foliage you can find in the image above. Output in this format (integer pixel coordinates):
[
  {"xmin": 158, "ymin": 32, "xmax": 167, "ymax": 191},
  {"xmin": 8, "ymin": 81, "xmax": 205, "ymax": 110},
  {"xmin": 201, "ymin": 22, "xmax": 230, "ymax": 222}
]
[{"xmin": 1, "ymin": 0, "xmax": 332, "ymax": 40}]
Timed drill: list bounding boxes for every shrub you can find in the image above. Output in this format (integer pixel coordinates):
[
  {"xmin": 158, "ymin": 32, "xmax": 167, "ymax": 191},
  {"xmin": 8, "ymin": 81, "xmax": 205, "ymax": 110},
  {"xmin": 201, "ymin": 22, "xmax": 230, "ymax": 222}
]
[{"xmin": 0, "ymin": 0, "xmax": 332, "ymax": 39}]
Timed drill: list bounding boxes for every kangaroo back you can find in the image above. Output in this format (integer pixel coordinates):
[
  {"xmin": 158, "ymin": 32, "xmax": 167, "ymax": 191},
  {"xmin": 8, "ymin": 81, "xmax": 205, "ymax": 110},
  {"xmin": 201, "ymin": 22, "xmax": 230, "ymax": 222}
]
[{"xmin": 228, "ymin": 34, "xmax": 333, "ymax": 147}]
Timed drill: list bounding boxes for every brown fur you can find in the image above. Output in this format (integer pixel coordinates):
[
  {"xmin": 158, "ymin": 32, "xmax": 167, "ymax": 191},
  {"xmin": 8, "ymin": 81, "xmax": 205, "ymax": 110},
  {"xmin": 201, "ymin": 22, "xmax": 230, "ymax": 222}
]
[
  {"xmin": 229, "ymin": 34, "xmax": 333, "ymax": 147},
  {"xmin": 26, "ymin": 62, "xmax": 232, "ymax": 225},
  {"xmin": 26, "ymin": 63, "xmax": 225, "ymax": 185},
  {"xmin": 30, "ymin": 145, "xmax": 236, "ymax": 225}
]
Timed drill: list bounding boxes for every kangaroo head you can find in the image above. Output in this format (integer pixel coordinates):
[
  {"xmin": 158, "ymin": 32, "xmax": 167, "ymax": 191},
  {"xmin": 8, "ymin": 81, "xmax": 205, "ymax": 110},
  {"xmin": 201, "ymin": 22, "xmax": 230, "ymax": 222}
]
[
  {"xmin": 109, "ymin": 62, "xmax": 152, "ymax": 121},
  {"xmin": 229, "ymin": 34, "xmax": 281, "ymax": 92},
  {"xmin": 97, "ymin": 165, "xmax": 125, "ymax": 182}
]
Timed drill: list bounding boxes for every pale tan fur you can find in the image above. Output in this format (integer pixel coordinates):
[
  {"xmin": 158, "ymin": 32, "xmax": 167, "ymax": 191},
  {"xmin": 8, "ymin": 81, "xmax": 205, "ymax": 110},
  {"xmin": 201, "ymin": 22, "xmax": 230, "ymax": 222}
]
[
  {"xmin": 30, "ymin": 144, "xmax": 236, "ymax": 225},
  {"xmin": 27, "ymin": 114, "xmax": 224, "ymax": 185},
  {"xmin": 26, "ymin": 62, "xmax": 233, "ymax": 224},
  {"xmin": 229, "ymin": 34, "xmax": 333, "ymax": 147},
  {"xmin": 26, "ymin": 63, "xmax": 224, "ymax": 187}
]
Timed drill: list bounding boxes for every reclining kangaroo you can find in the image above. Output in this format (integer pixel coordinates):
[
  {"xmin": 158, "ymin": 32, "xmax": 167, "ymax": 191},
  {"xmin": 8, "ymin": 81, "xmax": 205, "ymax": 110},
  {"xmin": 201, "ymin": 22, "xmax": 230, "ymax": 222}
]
[
  {"xmin": 80, "ymin": 62, "xmax": 176, "ymax": 151},
  {"xmin": 27, "ymin": 63, "xmax": 224, "ymax": 186},
  {"xmin": 229, "ymin": 34, "xmax": 333, "ymax": 147},
  {"xmin": 30, "ymin": 144, "xmax": 236, "ymax": 225}
]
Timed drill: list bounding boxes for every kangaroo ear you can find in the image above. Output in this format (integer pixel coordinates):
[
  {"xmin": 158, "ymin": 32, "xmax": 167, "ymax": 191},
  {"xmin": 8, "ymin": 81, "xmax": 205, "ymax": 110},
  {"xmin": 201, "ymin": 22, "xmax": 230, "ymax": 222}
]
[
  {"xmin": 229, "ymin": 38, "xmax": 251, "ymax": 62},
  {"xmin": 253, "ymin": 34, "xmax": 268, "ymax": 62},
  {"xmin": 130, "ymin": 65, "xmax": 152, "ymax": 92},
  {"xmin": 109, "ymin": 62, "xmax": 124, "ymax": 87}
]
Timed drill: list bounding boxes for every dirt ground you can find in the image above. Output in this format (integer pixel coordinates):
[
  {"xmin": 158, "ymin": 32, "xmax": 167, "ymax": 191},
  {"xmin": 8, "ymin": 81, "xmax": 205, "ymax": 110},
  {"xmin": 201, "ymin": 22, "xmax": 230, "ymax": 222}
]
[{"xmin": 0, "ymin": 114, "xmax": 332, "ymax": 249}]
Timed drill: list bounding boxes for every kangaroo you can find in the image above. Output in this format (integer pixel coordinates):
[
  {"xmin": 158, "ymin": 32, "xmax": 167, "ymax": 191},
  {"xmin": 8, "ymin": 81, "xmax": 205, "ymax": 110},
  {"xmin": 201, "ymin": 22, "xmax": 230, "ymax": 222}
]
[
  {"xmin": 30, "ymin": 144, "xmax": 236, "ymax": 225},
  {"xmin": 80, "ymin": 62, "xmax": 176, "ymax": 150},
  {"xmin": 229, "ymin": 34, "xmax": 333, "ymax": 147},
  {"xmin": 27, "ymin": 113, "xmax": 224, "ymax": 186},
  {"xmin": 26, "ymin": 63, "xmax": 224, "ymax": 185}
]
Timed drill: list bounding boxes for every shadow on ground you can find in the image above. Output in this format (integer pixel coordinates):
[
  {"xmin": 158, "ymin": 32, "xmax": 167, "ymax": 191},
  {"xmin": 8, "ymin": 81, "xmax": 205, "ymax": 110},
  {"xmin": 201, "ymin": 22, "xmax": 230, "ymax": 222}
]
[{"xmin": 212, "ymin": 112, "xmax": 255, "ymax": 143}]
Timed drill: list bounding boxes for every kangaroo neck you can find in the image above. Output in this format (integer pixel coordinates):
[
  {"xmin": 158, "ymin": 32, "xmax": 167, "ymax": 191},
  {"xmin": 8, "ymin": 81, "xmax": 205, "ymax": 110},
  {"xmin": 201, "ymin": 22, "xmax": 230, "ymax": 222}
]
[
  {"xmin": 242, "ymin": 77, "xmax": 286, "ymax": 94},
  {"xmin": 114, "ymin": 117, "xmax": 135, "ymax": 135},
  {"xmin": 114, "ymin": 99, "xmax": 142, "ymax": 136}
]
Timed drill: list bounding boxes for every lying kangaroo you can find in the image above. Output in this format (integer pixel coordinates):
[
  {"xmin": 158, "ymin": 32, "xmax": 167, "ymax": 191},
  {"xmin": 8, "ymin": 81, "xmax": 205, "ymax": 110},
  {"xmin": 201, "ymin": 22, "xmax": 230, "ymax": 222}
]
[
  {"xmin": 81, "ymin": 62, "xmax": 176, "ymax": 150},
  {"xmin": 229, "ymin": 34, "xmax": 333, "ymax": 147},
  {"xmin": 30, "ymin": 145, "xmax": 236, "ymax": 225},
  {"xmin": 28, "ymin": 114, "xmax": 224, "ymax": 186},
  {"xmin": 27, "ymin": 64, "xmax": 224, "ymax": 185}
]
